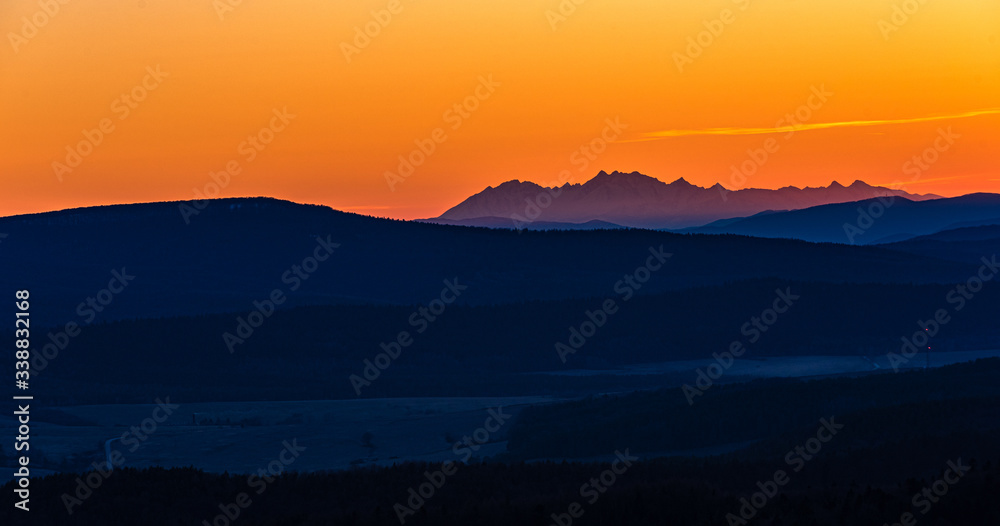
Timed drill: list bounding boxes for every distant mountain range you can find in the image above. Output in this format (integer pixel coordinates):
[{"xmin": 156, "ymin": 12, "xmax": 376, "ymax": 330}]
[
  {"xmin": 428, "ymin": 217, "xmax": 622, "ymax": 231},
  {"xmin": 683, "ymin": 193, "xmax": 1000, "ymax": 245},
  {"xmin": 426, "ymin": 171, "xmax": 940, "ymax": 229}
]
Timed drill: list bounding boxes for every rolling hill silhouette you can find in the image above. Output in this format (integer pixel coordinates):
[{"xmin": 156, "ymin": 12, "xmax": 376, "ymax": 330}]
[
  {"xmin": 882, "ymin": 224, "xmax": 1000, "ymax": 263},
  {"xmin": 684, "ymin": 193, "xmax": 1000, "ymax": 244},
  {"xmin": 0, "ymin": 197, "xmax": 983, "ymax": 326}
]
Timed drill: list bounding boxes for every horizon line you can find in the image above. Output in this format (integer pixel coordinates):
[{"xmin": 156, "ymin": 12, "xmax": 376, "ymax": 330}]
[{"xmin": 3, "ymin": 176, "xmax": 988, "ymax": 221}]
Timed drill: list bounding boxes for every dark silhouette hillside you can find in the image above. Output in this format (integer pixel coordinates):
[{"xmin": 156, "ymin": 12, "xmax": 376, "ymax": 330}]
[{"xmin": 0, "ymin": 197, "xmax": 984, "ymax": 326}]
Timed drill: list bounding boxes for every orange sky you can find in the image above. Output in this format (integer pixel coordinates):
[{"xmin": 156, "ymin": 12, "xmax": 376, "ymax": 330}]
[{"xmin": 1, "ymin": 0, "xmax": 998, "ymax": 219}]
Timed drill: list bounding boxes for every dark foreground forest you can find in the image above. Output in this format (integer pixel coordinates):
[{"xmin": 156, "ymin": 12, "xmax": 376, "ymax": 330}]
[
  {"xmin": 7, "ymin": 360, "xmax": 1000, "ymax": 525},
  {"xmin": 5, "ymin": 450, "xmax": 998, "ymax": 525}
]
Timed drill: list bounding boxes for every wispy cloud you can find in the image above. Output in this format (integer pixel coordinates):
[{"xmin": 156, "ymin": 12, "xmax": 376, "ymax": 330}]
[{"xmin": 632, "ymin": 107, "xmax": 1000, "ymax": 141}]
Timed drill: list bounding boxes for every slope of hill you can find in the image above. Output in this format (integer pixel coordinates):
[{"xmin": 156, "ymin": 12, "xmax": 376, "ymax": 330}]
[
  {"xmin": 434, "ymin": 171, "xmax": 939, "ymax": 229},
  {"xmin": 420, "ymin": 217, "xmax": 624, "ymax": 230},
  {"xmin": 894, "ymin": 224, "xmax": 1000, "ymax": 243},
  {"xmin": 0, "ymin": 197, "xmax": 980, "ymax": 326},
  {"xmin": 880, "ymin": 224, "xmax": 1000, "ymax": 264},
  {"xmin": 684, "ymin": 193, "xmax": 1000, "ymax": 245}
]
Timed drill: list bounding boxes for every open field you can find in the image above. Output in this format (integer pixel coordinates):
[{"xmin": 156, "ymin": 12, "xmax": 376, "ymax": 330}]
[
  {"xmin": 4, "ymin": 351, "xmax": 997, "ymax": 483},
  {"xmin": 1, "ymin": 396, "xmax": 554, "ymax": 482}
]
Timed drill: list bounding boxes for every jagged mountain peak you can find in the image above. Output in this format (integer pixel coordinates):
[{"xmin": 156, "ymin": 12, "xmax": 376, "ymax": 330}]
[
  {"xmin": 436, "ymin": 171, "xmax": 941, "ymax": 229},
  {"xmin": 588, "ymin": 170, "xmax": 661, "ymax": 184},
  {"xmin": 669, "ymin": 177, "xmax": 696, "ymax": 187}
]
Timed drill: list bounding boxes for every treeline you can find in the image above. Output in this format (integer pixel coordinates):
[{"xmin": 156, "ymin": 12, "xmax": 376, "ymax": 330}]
[{"xmin": 3, "ymin": 451, "xmax": 998, "ymax": 525}]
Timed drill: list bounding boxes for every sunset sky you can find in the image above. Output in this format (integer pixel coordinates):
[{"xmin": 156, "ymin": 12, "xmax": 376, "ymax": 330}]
[{"xmin": 2, "ymin": 0, "xmax": 998, "ymax": 219}]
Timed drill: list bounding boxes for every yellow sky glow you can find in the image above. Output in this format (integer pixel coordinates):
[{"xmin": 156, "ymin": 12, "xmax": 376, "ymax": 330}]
[{"xmin": 1, "ymin": 0, "xmax": 998, "ymax": 218}]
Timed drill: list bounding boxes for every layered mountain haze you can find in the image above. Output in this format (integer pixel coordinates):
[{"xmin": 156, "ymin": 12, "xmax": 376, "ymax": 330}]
[
  {"xmin": 685, "ymin": 193, "xmax": 1000, "ymax": 244},
  {"xmin": 430, "ymin": 171, "xmax": 940, "ymax": 229}
]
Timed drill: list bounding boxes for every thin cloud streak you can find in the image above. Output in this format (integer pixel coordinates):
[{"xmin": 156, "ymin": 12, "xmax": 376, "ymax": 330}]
[{"xmin": 632, "ymin": 107, "xmax": 1000, "ymax": 141}]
